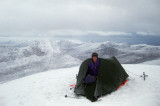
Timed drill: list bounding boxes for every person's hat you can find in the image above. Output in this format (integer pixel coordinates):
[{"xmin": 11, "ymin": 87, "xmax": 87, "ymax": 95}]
[{"xmin": 92, "ymin": 53, "xmax": 98, "ymax": 57}]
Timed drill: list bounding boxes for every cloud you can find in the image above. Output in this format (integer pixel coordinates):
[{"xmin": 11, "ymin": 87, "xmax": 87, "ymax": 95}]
[
  {"xmin": 87, "ymin": 31, "xmax": 132, "ymax": 36},
  {"xmin": 0, "ymin": 0, "xmax": 160, "ymax": 37},
  {"xmin": 136, "ymin": 32, "xmax": 158, "ymax": 36},
  {"xmin": 48, "ymin": 30, "xmax": 132, "ymax": 36}
]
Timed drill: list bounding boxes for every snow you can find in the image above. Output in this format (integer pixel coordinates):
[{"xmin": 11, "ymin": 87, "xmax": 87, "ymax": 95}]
[
  {"xmin": 141, "ymin": 58, "xmax": 160, "ymax": 65},
  {"xmin": 1, "ymin": 39, "xmax": 160, "ymax": 83},
  {"xmin": 0, "ymin": 64, "xmax": 160, "ymax": 106}
]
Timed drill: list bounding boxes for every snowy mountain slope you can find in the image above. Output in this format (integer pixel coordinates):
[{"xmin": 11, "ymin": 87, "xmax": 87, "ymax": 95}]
[
  {"xmin": 0, "ymin": 64, "xmax": 160, "ymax": 106},
  {"xmin": 56, "ymin": 40, "xmax": 160, "ymax": 63},
  {"xmin": 0, "ymin": 40, "xmax": 81, "ymax": 83},
  {"xmin": 56, "ymin": 41, "xmax": 160, "ymax": 63},
  {"xmin": 0, "ymin": 39, "xmax": 160, "ymax": 83},
  {"xmin": 141, "ymin": 58, "xmax": 160, "ymax": 65}
]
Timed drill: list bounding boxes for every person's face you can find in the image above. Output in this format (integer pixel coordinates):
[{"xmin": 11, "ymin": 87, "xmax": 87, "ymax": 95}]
[{"xmin": 92, "ymin": 56, "xmax": 97, "ymax": 62}]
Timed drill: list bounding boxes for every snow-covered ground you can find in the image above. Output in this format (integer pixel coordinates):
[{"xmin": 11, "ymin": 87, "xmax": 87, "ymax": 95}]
[
  {"xmin": 0, "ymin": 64, "xmax": 160, "ymax": 106},
  {"xmin": 141, "ymin": 58, "xmax": 160, "ymax": 65}
]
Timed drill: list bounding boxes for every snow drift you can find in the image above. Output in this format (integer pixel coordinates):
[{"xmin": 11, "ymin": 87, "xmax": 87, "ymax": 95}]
[{"xmin": 0, "ymin": 64, "xmax": 160, "ymax": 106}]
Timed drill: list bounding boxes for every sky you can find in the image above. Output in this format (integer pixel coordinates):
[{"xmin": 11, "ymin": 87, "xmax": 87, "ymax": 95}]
[{"xmin": 0, "ymin": 0, "xmax": 160, "ymax": 39}]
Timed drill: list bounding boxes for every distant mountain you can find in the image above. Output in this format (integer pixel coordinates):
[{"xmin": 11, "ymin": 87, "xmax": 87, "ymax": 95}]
[
  {"xmin": 66, "ymin": 34, "xmax": 160, "ymax": 46},
  {"xmin": 0, "ymin": 39, "xmax": 160, "ymax": 83}
]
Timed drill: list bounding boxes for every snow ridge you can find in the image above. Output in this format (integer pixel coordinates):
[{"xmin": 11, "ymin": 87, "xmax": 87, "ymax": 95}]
[{"xmin": 0, "ymin": 39, "xmax": 160, "ymax": 83}]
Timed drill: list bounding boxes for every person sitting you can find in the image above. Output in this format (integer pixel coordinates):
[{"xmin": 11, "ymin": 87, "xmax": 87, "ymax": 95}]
[
  {"xmin": 84, "ymin": 52, "xmax": 99, "ymax": 102},
  {"xmin": 84, "ymin": 53, "xmax": 99, "ymax": 84}
]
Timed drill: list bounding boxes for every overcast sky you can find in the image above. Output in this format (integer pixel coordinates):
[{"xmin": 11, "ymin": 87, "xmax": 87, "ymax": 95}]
[{"xmin": 0, "ymin": 0, "xmax": 160, "ymax": 37}]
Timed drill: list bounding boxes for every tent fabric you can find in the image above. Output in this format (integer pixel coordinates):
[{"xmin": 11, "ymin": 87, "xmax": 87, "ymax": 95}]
[{"xmin": 74, "ymin": 56, "xmax": 129, "ymax": 98}]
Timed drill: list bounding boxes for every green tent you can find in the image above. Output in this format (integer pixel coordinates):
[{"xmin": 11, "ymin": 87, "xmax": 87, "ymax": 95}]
[{"xmin": 74, "ymin": 56, "xmax": 129, "ymax": 98}]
